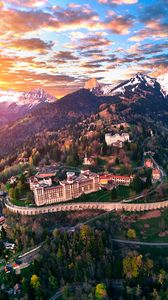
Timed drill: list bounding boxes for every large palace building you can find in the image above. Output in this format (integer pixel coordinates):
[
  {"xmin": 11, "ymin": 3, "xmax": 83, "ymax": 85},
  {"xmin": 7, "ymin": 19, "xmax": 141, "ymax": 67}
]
[{"xmin": 30, "ymin": 170, "xmax": 99, "ymax": 206}]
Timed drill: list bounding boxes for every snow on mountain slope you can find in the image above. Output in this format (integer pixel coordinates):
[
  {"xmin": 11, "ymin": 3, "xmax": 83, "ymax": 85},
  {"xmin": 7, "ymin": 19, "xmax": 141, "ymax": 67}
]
[
  {"xmin": 0, "ymin": 90, "xmax": 23, "ymax": 105},
  {"xmin": 104, "ymin": 73, "xmax": 158, "ymax": 96},
  {"xmin": 84, "ymin": 73, "xmax": 165, "ymax": 98},
  {"xmin": 97, "ymin": 84, "xmax": 116, "ymax": 95},
  {"xmin": 157, "ymin": 73, "xmax": 168, "ymax": 96},
  {"xmin": 84, "ymin": 73, "xmax": 167, "ymax": 99},
  {"xmin": 0, "ymin": 88, "xmax": 56, "ymax": 108}
]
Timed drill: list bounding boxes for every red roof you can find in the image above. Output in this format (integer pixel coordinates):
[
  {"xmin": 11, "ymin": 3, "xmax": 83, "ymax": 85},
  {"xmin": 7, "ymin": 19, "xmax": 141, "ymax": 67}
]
[
  {"xmin": 100, "ymin": 174, "xmax": 131, "ymax": 180},
  {"xmin": 152, "ymin": 169, "xmax": 160, "ymax": 174},
  {"xmin": 12, "ymin": 263, "xmax": 20, "ymax": 269},
  {"xmin": 36, "ymin": 173, "xmax": 55, "ymax": 179},
  {"xmin": 0, "ymin": 216, "xmax": 5, "ymax": 223}
]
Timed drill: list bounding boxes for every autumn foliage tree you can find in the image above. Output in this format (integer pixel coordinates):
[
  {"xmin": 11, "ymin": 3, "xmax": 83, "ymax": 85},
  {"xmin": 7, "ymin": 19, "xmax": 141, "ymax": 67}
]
[{"xmin": 95, "ymin": 283, "xmax": 108, "ymax": 300}]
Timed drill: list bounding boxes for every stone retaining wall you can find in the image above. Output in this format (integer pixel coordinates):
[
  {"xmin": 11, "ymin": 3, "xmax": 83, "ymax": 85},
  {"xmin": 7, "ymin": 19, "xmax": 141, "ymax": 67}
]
[{"xmin": 4, "ymin": 199, "xmax": 168, "ymax": 216}]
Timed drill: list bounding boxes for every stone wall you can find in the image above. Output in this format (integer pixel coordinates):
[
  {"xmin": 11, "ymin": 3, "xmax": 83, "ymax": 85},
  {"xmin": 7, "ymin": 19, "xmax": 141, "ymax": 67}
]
[{"xmin": 4, "ymin": 199, "xmax": 168, "ymax": 216}]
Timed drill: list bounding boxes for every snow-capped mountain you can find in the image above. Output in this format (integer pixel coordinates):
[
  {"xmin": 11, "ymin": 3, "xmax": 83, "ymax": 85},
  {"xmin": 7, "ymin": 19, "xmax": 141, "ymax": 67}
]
[
  {"xmin": 1, "ymin": 74, "xmax": 168, "ymax": 158},
  {"xmin": 85, "ymin": 73, "xmax": 167, "ymax": 100},
  {"xmin": 0, "ymin": 88, "xmax": 56, "ymax": 108},
  {"xmin": 98, "ymin": 84, "xmax": 116, "ymax": 95},
  {"xmin": 0, "ymin": 90, "xmax": 23, "ymax": 105},
  {"xmin": 105, "ymin": 73, "xmax": 160, "ymax": 97},
  {"xmin": 157, "ymin": 73, "xmax": 168, "ymax": 96},
  {"xmin": 0, "ymin": 88, "xmax": 57, "ymax": 125}
]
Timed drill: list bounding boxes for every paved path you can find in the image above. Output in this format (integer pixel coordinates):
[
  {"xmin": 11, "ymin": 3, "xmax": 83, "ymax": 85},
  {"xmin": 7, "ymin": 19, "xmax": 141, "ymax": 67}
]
[
  {"xmin": 49, "ymin": 290, "xmax": 62, "ymax": 300},
  {"xmin": 112, "ymin": 238, "xmax": 168, "ymax": 247},
  {"xmin": 18, "ymin": 244, "xmax": 43, "ymax": 263}
]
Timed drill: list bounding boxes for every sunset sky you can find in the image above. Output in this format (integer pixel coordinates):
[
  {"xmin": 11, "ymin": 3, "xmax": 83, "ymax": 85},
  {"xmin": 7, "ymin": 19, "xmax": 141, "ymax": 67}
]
[{"xmin": 0, "ymin": 0, "xmax": 167, "ymax": 97}]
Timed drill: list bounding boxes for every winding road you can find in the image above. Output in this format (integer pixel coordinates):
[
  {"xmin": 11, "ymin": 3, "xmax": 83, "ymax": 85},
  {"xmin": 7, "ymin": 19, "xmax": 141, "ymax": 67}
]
[{"xmin": 111, "ymin": 239, "xmax": 168, "ymax": 247}]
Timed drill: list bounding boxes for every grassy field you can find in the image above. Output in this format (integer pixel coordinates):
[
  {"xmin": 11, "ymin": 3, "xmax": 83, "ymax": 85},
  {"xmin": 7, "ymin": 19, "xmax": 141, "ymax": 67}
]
[
  {"xmin": 10, "ymin": 198, "xmax": 34, "ymax": 207},
  {"xmin": 131, "ymin": 209, "xmax": 168, "ymax": 242},
  {"xmin": 71, "ymin": 186, "xmax": 131, "ymax": 203},
  {"xmin": 89, "ymin": 208, "xmax": 168, "ymax": 243}
]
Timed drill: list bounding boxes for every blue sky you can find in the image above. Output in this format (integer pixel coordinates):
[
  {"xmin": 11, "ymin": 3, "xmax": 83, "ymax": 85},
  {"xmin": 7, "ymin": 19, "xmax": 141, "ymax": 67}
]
[{"xmin": 0, "ymin": 0, "xmax": 167, "ymax": 96}]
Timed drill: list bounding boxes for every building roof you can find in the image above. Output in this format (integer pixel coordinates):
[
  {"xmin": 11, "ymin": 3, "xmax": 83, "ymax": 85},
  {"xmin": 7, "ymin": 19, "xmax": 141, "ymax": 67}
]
[
  {"xmin": 0, "ymin": 216, "xmax": 5, "ymax": 223},
  {"xmin": 152, "ymin": 169, "xmax": 160, "ymax": 175},
  {"xmin": 100, "ymin": 174, "xmax": 131, "ymax": 180},
  {"xmin": 34, "ymin": 171, "xmax": 98, "ymax": 191},
  {"xmin": 36, "ymin": 173, "xmax": 56, "ymax": 179}
]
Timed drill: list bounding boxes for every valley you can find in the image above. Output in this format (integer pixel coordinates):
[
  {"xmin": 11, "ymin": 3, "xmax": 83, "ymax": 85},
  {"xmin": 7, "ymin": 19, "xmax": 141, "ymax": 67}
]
[
  {"xmin": 1, "ymin": 72, "xmax": 168, "ymax": 299},
  {"xmin": 0, "ymin": 0, "xmax": 168, "ymax": 298}
]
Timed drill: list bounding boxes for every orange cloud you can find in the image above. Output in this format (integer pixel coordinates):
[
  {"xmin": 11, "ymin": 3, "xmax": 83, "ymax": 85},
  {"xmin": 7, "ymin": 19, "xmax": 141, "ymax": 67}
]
[
  {"xmin": 3, "ymin": 0, "xmax": 47, "ymax": 7},
  {"xmin": 0, "ymin": 4, "xmax": 101, "ymax": 38},
  {"xmin": 105, "ymin": 15, "xmax": 134, "ymax": 34},
  {"xmin": 0, "ymin": 3, "xmax": 134, "ymax": 42},
  {"xmin": 129, "ymin": 22, "xmax": 168, "ymax": 41},
  {"xmin": 150, "ymin": 67, "xmax": 168, "ymax": 77},
  {"xmin": 0, "ymin": 54, "xmax": 78, "ymax": 96},
  {"xmin": 73, "ymin": 34, "xmax": 112, "ymax": 51},
  {"xmin": 0, "ymin": 9, "xmax": 51, "ymax": 37},
  {"xmin": 6, "ymin": 38, "xmax": 54, "ymax": 53}
]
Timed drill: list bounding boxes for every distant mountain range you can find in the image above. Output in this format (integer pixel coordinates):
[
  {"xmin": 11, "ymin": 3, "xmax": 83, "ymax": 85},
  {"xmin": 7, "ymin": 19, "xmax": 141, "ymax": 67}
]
[
  {"xmin": 0, "ymin": 88, "xmax": 56, "ymax": 125},
  {"xmin": 85, "ymin": 73, "xmax": 168, "ymax": 98},
  {"xmin": 0, "ymin": 72, "xmax": 168, "ymax": 158}
]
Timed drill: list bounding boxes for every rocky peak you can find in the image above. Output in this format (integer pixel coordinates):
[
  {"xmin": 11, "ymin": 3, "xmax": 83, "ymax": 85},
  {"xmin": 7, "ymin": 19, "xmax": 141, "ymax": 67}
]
[{"xmin": 84, "ymin": 78, "xmax": 101, "ymax": 91}]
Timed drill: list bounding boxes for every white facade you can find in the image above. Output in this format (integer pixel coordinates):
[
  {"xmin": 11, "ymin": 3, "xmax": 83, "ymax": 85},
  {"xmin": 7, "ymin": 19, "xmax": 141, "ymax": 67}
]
[
  {"xmin": 31, "ymin": 170, "xmax": 99, "ymax": 206},
  {"xmin": 83, "ymin": 154, "xmax": 92, "ymax": 166},
  {"xmin": 105, "ymin": 133, "xmax": 130, "ymax": 146}
]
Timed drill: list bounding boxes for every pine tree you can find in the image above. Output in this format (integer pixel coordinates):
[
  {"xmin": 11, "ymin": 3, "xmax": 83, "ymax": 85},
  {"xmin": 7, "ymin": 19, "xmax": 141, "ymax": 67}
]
[{"xmin": 111, "ymin": 188, "xmax": 117, "ymax": 200}]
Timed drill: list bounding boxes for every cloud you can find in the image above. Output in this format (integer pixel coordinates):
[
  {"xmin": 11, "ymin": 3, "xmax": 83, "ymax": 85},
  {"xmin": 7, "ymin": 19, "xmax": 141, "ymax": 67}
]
[
  {"xmin": 0, "ymin": 54, "xmax": 77, "ymax": 96},
  {"xmin": 50, "ymin": 4, "xmax": 101, "ymax": 31},
  {"xmin": 0, "ymin": 9, "xmax": 51, "ymax": 37},
  {"xmin": 129, "ymin": 1, "xmax": 168, "ymax": 41},
  {"xmin": 132, "ymin": 42, "xmax": 168, "ymax": 55},
  {"xmin": 80, "ymin": 49, "xmax": 104, "ymax": 57},
  {"xmin": 0, "ymin": 1, "xmax": 167, "ymax": 97},
  {"xmin": 54, "ymin": 51, "xmax": 79, "ymax": 61},
  {"xmin": 6, "ymin": 38, "xmax": 54, "ymax": 53},
  {"xmin": 81, "ymin": 62, "xmax": 102, "ymax": 69},
  {"xmin": 150, "ymin": 64, "xmax": 168, "ymax": 77},
  {"xmin": 129, "ymin": 22, "xmax": 168, "ymax": 41},
  {"xmin": 0, "ymin": 3, "xmax": 134, "ymax": 38},
  {"xmin": 0, "ymin": 4, "xmax": 101, "ymax": 38},
  {"xmin": 3, "ymin": 0, "xmax": 48, "ymax": 8},
  {"xmin": 104, "ymin": 15, "xmax": 134, "ymax": 34},
  {"xmin": 75, "ymin": 34, "xmax": 112, "ymax": 51},
  {"xmin": 0, "ymin": 2, "xmax": 135, "ymax": 60},
  {"xmin": 98, "ymin": 0, "xmax": 138, "ymax": 4},
  {"xmin": 0, "ymin": 55, "xmax": 16, "ymax": 75},
  {"xmin": 50, "ymin": 51, "xmax": 79, "ymax": 64}
]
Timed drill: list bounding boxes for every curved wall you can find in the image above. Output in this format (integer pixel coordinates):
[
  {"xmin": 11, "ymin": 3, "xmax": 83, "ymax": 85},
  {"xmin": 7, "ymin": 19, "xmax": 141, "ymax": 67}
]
[{"xmin": 5, "ymin": 199, "xmax": 168, "ymax": 215}]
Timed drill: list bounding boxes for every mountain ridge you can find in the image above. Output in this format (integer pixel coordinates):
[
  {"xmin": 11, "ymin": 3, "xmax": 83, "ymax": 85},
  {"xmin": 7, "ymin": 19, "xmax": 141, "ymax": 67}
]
[
  {"xmin": 0, "ymin": 72, "xmax": 168, "ymax": 159},
  {"xmin": 0, "ymin": 88, "xmax": 57, "ymax": 125},
  {"xmin": 85, "ymin": 73, "xmax": 168, "ymax": 98}
]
